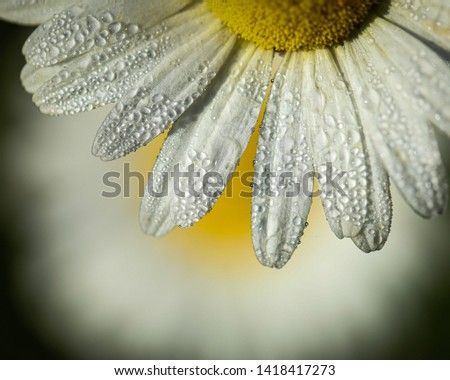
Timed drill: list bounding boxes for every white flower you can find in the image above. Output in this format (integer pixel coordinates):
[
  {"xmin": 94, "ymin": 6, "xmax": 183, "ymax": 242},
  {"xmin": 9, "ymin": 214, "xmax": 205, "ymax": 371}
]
[
  {"xmin": 7, "ymin": 99, "xmax": 444, "ymax": 359},
  {"xmin": 1, "ymin": 0, "xmax": 449, "ymax": 268}
]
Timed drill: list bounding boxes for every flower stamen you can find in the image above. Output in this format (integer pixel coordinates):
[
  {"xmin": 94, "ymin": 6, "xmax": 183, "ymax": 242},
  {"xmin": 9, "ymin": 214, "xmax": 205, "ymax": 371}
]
[{"xmin": 207, "ymin": 0, "xmax": 378, "ymax": 51}]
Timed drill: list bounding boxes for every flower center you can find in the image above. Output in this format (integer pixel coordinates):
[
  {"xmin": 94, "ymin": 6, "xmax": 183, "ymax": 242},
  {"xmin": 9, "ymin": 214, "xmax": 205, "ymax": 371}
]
[{"xmin": 206, "ymin": 0, "xmax": 378, "ymax": 51}]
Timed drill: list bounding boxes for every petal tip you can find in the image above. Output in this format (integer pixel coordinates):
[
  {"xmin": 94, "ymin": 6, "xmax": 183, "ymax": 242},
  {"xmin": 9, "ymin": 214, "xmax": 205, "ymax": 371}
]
[{"xmin": 254, "ymin": 247, "xmax": 295, "ymax": 269}]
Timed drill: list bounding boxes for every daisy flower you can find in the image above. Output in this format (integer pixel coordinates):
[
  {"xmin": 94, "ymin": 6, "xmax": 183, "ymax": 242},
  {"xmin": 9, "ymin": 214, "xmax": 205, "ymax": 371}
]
[
  {"xmin": 4, "ymin": 92, "xmax": 448, "ymax": 359},
  {"xmin": 1, "ymin": 0, "xmax": 449, "ymax": 268}
]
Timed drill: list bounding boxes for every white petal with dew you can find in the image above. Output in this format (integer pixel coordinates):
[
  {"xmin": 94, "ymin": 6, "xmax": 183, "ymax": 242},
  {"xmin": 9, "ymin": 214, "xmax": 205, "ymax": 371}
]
[
  {"xmin": 93, "ymin": 25, "xmax": 236, "ymax": 160},
  {"xmin": 21, "ymin": 62, "xmax": 60, "ymax": 94},
  {"xmin": 0, "ymin": 0, "xmax": 191, "ymax": 26},
  {"xmin": 384, "ymin": 0, "xmax": 450, "ymax": 51},
  {"xmin": 335, "ymin": 34, "xmax": 448, "ymax": 218},
  {"xmin": 140, "ymin": 42, "xmax": 273, "ymax": 236},
  {"xmin": 26, "ymin": 4, "xmax": 225, "ymax": 117},
  {"xmin": 369, "ymin": 18, "xmax": 450, "ymax": 137},
  {"xmin": 22, "ymin": 0, "xmax": 192, "ymax": 68},
  {"xmin": 304, "ymin": 49, "xmax": 370, "ymax": 239},
  {"xmin": 351, "ymin": 138, "xmax": 392, "ymax": 252},
  {"xmin": 0, "ymin": 0, "xmax": 86, "ymax": 25},
  {"xmin": 252, "ymin": 52, "xmax": 314, "ymax": 269}
]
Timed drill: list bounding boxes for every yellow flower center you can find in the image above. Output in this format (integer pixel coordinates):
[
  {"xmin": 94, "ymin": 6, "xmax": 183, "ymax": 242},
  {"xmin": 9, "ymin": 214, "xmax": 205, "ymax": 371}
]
[{"xmin": 206, "ymin": 0, "xmax": 378, "ymax": 51}]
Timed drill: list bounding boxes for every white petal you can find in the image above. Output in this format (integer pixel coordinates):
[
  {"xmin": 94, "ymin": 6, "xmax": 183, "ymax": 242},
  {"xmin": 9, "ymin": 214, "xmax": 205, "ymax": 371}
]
[
  {"xmin": 93, "ymin": 25, "xmax": 236, "ymax": 160},
  {"xmin": 369, "ymin": 18, "xmax": 450, "ymax": 137},
  {"xmin": 384, "ymin": 0, "xmax": 450, "ymax": 51},
  {"xmin": 0, "ymin": 0, "xmax": 77, "ymax": 25},
  {"xmin": 26, "ymin": 4, "xmax": 225, "ymax": 116},
  {"xmin": 303, "ymin": 49, "xmax": 370, "ymax": 239},
  {"xmin": 139, "ymin": 126, "xmax": 182, "ymax": 237},
  {"xmin": 23, "ymin": 0, "xmax": 191, "ymax": 67},
  {"xmin": 140, "ymin": 43, "xmax": 273, "ymax": 236},
  {"xmin": 335, "ymin": 33, "xmax": 448, "ymax": 218},
  {"xmin": 352, "ymin": 138, "xmax": 392, "ymax": 252},
  {"xmin": 0, "ymin": 0, "xmax": 191, "ymax": 26},
  {"xmin": 252, "ymin": 52, "xmax": 313, "ymax": 269},
  {"xmin": 20, "ymin": 62, "xmax": 59, "ymax": 94}
]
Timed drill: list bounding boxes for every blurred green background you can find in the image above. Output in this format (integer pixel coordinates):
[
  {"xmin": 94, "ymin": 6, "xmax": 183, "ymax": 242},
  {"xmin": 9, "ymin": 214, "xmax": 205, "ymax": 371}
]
[{"xmin": 1, "ymin": 21, "xmax": 450, "ymax": 360}]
